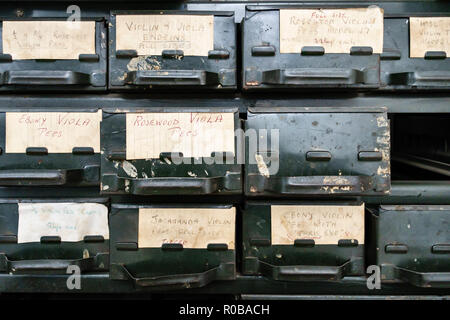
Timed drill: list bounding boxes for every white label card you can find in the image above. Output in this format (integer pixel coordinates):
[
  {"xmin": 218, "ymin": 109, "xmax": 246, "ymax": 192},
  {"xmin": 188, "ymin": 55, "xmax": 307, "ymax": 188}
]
[
  {"xmin": 271, "ymin": 204, "xmax": 365, "ymax": 245},
  {"xmin": 17, "ymin": 203, "xmax": 109, "ymax": 243},
  {"xmin": 138, "ymin": 207, "xmax": 235, "ymax": 249}
]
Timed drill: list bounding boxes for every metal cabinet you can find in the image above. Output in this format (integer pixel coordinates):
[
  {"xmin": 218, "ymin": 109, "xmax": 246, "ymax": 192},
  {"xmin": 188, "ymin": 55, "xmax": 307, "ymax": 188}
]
[
  {"xmin": 0, "ymin": 18, "xmax": 107, "ymax": 91},
  {"xmin": 109, "ymin": 10, "xmax": 237, "ymax": 91},
  {"xmin": 109, "ymin": 204, "xmax": 236, "ymax": 289},
  {"xmin": 242, "ymin": 202, "xmax": 366, "ymax": 281},
  {"xmin": 245, "ymin": 107, "xmax": 391, "ymax": 196},
  {"xmin": 0, "ymin": 198, "xmax": 109, "ymax": 275}
]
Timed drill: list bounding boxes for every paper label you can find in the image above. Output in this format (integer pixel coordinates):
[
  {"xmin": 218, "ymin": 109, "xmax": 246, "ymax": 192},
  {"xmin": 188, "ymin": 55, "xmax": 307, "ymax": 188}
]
[
  {"xmin": 115, "ymin": 15, "xmax": 214, "ymax": 56},
  {"xmin": 2, "ymin": 21, "xmax": 96, "ymax": 60},
  {"xmin": 271, "ymin": 204, "xmax": 365, "ymax": 245},
  {"xmin": 17, "ymin": 203, "xmax": 109, "ymax": 243},
  {"xmin": 5, "ymin": 111, "xmax": 102, "ymax": 153},
  {"xmin": 126, "ymin": 112, "xmax": 235, "ymax": 159},
  {"xmin": 280, "ymin": 8, "xmax": 384, "ymax": 54},
  {"xmin": 138, "ymin": 207, "xmax": 235, "ymax": 249},
  {"xmin": 410, "ymin": 17, "xmax": 450, "ymax": 58}
]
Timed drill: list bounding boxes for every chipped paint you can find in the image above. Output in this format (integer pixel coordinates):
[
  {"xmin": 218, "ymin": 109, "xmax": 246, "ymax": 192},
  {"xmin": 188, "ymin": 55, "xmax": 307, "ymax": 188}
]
[
  {"xmin": 122, "ymin": 160, "xmax": 138, "ymax": 178},
  {"xmin": 163, "ymin": 157, "xmax": 172, "ymax": 164},
  {"xmin": 142, "ymin": 172, "xmax": 148, "ymax": 179},
  {"xmin": 127, "ymin": 56, "xmax": 161, "ymax": 72},
  {"xmin": 255, "ymin": 154, "xmax": 270, "ymax": 178},
  {"xmin": 102, "ymin": 185, "xmax": 110, "ymax": 191}
]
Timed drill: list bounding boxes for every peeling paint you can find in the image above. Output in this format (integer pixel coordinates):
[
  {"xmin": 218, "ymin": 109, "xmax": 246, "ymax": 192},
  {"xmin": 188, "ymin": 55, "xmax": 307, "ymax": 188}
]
[
  {"xmin": 122, "ymin": 160, "xmax": 138, "ymax": 178},
  {"xmin": 127, "ymin": 56, "xmax": 161, "ymax": 72},
  {"xmin": 255, "ymin": 154, "xmax": 270, "ymax": 178}
]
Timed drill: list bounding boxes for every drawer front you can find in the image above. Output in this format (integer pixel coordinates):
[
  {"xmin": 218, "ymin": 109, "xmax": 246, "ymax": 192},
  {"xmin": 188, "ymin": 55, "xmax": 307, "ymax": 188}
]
[
  {"xmin": 0, "ymin": 109, "xmax": 102, "ymax": 187},
  {"xmin": 0, "ymin": 19, "xmax": 107, "ymax": 91},
  {"xmin": 381, "ymin": 17, "xmax": 450, "ymax": 90},
  {"xmin": 242, "ymin": 202, "xmax": 365, "ymax": 281},
  {"xmin": 109, "ymin": 11, "xmax": 237, "ymax": 91},
  {"xmin": 109, "ymin": 204, "xmax": 236, "ymax": 289},
  {"xmin": 101, "ymin": 108, "xmax": 242, "ymax": 195},
  {"xmin": 373, "ymin": 205, "xmax": 450, "ymax": 287},
  {"xmin": 0, "ymin": 198, "xmax": 110, "ymax": 275},
  {"xmin": 245, "ymin": 107, "xmax": 391, "ymax": 196},
  {"xmin": 243, "ymin": 7, "xmax": 382, "ymax": 90}
]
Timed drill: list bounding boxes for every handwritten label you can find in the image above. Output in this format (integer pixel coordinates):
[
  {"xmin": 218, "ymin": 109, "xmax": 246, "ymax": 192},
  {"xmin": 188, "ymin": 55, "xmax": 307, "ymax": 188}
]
[
  {"xmin": 138, "ymin": 207, "xmax": 235, "ymax": 249},
  {"xmin": 280, "ymin": 8, "xmax": 384, "ymax": 54},
  {"xmin": 126, "ymin": 112, "xmax": 235, "ymax": 159},
  {"xmin": 271, "ymin": 204, "xmax": 365, "ymax": 245},
  {"xmin": 17, "ymin": 203, "xmax": 109, "ymax": 243},
  {"xmin": 115, "ymin": 15, "xmax": 214, "ymax": 56},
  {"xmin": 410, "ymin": 17, "xmax": 450, "ymax": 58},
  {"xmin": 5, "ymin": 111, "xmax": 101, "ymax": 153},
  {"xmin": 2, "ymin": 21, "xmax": 96, "ymax": 60}
]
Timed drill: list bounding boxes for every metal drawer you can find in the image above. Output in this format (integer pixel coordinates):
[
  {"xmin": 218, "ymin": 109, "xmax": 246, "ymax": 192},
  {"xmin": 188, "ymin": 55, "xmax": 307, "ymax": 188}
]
[
  {"xmin": 0, "ymin": 198, "xmax": 109, "ymax": 275},
  {"xmin": 381, "ymin": 16, "xmax": 450, "ymax": 90},
  {"xmin": 242, "ymin": 6, "xmax": 382, "ymax": 91},
  {"xmin": 0, "ymin": 109, "xmax": 101, "ymax": 187},
  {"xmin": 370, "ymin": 205, "xmax": 450, "ymax": 288},
  {"xmin": 245, "ymin": 107, "xmax": 391, "ymax": 196},
  {"xmin": 101, "ymin": 107, "xmax": 242, "ymax": 195},
  {"xmin": 0, "ymin": 18, "xmax": 107, "ymax": 91},
  {"xmin": 242, "ymin": 202, "xmax": 366, "ymax": 281}
]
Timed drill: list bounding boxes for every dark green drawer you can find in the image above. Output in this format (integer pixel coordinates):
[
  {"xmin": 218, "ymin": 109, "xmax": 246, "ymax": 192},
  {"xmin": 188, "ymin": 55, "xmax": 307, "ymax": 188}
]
[
  {"xmin": 109, "ymin": 204, "xmax": 236, "ymax": 289},
  {"xmin": 0, "ymin": 198, "xmax": 110, "ymax": 275}
]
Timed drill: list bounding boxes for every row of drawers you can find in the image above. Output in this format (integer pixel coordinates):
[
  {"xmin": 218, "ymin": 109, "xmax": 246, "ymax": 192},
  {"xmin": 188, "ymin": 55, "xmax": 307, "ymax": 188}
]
[
  {"xmin": 0, "ymin": 107, "xmax": 391, "ymax": 196},
  {"xmin": 0, "ymin": 200, "xmax": 448, "ymax": 289},
  {"xmin": 0, "ymin": 8, "xmax": 449, "ymax": 91}
]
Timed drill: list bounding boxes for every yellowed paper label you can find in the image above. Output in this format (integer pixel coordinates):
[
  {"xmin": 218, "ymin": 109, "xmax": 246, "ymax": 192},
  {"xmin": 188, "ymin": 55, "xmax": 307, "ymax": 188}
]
[
  {"xmin": 126, "ymin": 112, "xmax": 235, "ymax": 159},
  {"xmin": 17, "ymin": 203, "xmax": 109, "ymax": 243},
  {"xmin": 138, "ymin": 207, "xmax": 235, "ymax": 249},
  {"xmin": 115, "ymin": 15, "xmax": 214, "ymax": 56},
  {"xmin": 271, "ymin": 204, "xmax": 365, "ymax": 245},
  {"xmin": 410, "ymin": 17, "xmax": 450, "ymax": 58},
  {"xmin": 2, "ymin": 21, "xmax": 96, "ymax": 60},
  {"xmin": 5, "ymin": 111, "xmax": 102, "ymax": 153},
  {"xmin": 280, "ymin": 8, "xmax": 384, "ymax": 54}
]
